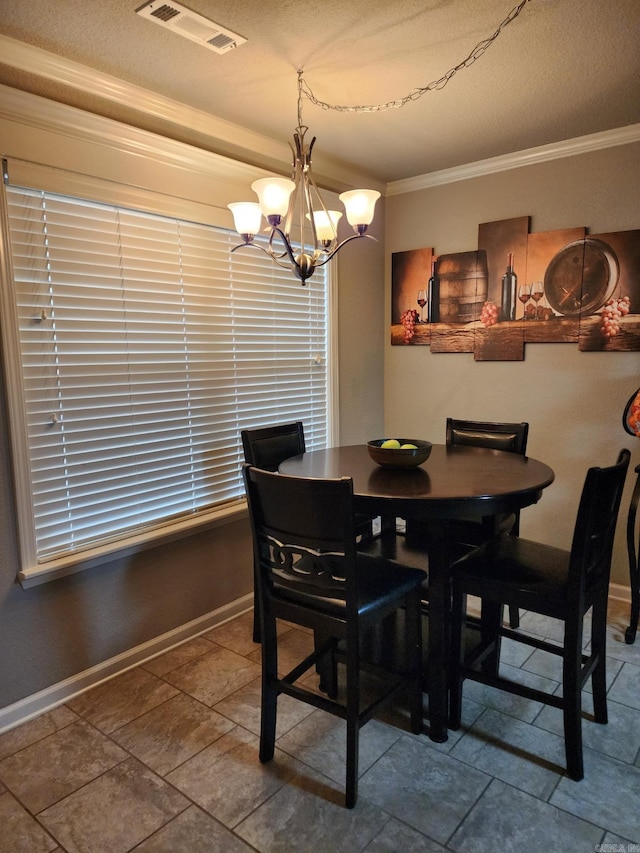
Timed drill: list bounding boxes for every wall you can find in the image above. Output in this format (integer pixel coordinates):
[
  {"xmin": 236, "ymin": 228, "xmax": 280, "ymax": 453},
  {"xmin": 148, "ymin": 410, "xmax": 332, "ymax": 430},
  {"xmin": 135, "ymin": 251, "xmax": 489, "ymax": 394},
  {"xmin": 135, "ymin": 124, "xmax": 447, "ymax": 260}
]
[
  {"xmin": 337, "ymin": 201, "xmax": 385, "ymax": 444},
  {"xmin": 0, "ymin": 86, "xmax": 385, "ymax": 723},
  {"xmin": 385, "ymin": 142, "xmax": 640, "ymax": 588}
]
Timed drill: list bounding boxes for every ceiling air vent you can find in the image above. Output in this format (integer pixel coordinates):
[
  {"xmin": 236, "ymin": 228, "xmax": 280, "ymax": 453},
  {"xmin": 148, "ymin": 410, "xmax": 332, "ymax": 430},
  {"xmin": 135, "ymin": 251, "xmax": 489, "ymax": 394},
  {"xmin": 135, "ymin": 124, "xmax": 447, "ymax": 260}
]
[{"xmin": 136, "ymin": 1, "xmax": 246, "ymax": 54}]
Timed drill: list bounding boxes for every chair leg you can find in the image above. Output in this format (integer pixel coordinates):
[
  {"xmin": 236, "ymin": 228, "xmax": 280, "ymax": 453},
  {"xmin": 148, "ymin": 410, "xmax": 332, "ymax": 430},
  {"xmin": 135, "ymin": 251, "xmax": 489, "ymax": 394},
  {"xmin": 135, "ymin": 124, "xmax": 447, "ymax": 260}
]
[
  {"xmin": 344, "ymin": 634, "xmax": 360, "ymax": 809},
  {"xmin": 252, "ymin": 591, "xmax": 261, "ymax": 643},
  {"xmin": 259, "ymin": 614, "xmax": 278, "ymax": 764},
  {"xmin": 591, "ymin": 595, "xmax": 609, "ymax": 725},
  {"xmin": 324, "ymin": 637, "xmax": 340, "ymax": 699},
  {"xmin": 406, "ymin": 588, "xmax": 424, "ymax": 735},
  {"xmin": 252, "ymin": 560, "xmax": 261, "ymax": 643},
  {"xmin": 508, "ymin": 605, "xmax": 520, "ymax": 629},
  {"xmin": 448, "ymin": 587, "xmax": 466, "ymax": 730},
  {"xmin": 562, "ymin": 617, "xmax": 584, "ymax": 781},
  {"xmin": 480, "ymin": 600, "xmax": 502, "ymax": 676},
  {"xmin": 314, "ymin": 628, "xmax": 339, "ymax": 698}
]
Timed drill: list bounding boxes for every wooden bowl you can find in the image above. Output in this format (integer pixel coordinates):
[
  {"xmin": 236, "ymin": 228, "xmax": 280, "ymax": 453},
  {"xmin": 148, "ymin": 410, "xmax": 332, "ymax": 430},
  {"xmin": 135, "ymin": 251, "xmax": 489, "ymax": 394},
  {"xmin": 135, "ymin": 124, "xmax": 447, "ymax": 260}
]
[{"xmin": 367, "ymin": 439, "xmax": 433, "ymax": 469}]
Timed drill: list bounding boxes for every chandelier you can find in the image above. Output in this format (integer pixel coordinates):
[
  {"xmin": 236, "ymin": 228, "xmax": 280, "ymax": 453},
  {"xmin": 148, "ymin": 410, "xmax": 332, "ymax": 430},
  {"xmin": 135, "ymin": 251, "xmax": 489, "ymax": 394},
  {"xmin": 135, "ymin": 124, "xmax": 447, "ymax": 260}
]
[
  {"xmin": 228, "ymin": 0, "xmax": 531, "ymax": 284},
  {"xmin": 228, "ymin": 72, "xmax": 379, "ymax": 285}
]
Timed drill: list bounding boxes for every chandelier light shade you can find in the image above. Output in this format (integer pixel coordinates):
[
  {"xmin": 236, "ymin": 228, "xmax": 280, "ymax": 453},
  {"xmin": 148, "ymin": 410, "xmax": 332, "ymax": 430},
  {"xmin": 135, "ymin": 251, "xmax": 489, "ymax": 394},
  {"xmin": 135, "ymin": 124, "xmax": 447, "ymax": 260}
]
[
  {"xmin": 308, "ymin": 209, "xmax": 342, "ymax": 245},
  {"xmin": 251, "ymin": 177, "xmax": 295, "ymax": 220},
  {"xmin": 228, "ymin": 73, "xmax": 380, "ymax": 284},
  {"xmin": 338, "ymin": 190, "xmax": 380, "ymax": 231},
  {"xmin": 227, "ymin": 202, "xmax": 263, "ymax": 240}
]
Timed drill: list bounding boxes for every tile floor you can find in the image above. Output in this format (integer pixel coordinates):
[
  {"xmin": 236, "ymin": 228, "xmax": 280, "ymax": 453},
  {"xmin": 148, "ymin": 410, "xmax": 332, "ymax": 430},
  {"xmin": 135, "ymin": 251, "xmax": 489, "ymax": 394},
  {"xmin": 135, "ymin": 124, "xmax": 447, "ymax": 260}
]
[{"xmin": 1, "ymin": 600, "xmax": 640, "ymax": 852}]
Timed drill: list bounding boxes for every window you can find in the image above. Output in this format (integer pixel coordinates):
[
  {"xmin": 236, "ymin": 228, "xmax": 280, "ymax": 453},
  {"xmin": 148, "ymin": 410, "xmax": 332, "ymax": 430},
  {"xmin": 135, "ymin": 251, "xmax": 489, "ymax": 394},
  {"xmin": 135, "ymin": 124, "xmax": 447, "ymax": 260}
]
[{"xmin": 1, "ymin": 159, "xmax": 333, "ymax": 582}]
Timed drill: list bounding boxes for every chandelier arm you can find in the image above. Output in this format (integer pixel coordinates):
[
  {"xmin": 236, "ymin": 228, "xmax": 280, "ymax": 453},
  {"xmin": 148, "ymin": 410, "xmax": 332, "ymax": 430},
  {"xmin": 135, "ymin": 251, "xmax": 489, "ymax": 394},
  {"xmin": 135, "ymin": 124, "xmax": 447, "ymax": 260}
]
[
  {"xmin": 314, "ymin": 232, "xmax": 378, "ymax": 268},
  {"xmin": 305, "ymin": 162, "xmax": 338, "ymax": 249},
  {"xmin": 230, "ymin": 240, "xmax": 296, "ymax": 272},
  {"xmin": 267, "ymin": 228, "xmax": 294, "ymax": 261},
  {"xmin": 269, "ymin": 225, "xmax": 302, "ymax": 268},
  {"xmin": 301, "ymin": 172, "xmax": 319, "ymax": 252}
]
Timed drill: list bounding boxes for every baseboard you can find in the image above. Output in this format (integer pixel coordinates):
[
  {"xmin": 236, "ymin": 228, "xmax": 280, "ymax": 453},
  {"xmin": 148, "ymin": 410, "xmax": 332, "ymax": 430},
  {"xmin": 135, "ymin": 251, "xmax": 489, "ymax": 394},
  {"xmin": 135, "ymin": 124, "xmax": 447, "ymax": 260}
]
[
  {"xmin": 609, "ymin": 581, "xmax": 632, "ymax": 605},
  {"xmin": 1, "ymin": 584, "xmax": 631, "ymax": 734},
  {"xmin": 0, "ymin": 593, "xmax": 253, "ymax": 734}
]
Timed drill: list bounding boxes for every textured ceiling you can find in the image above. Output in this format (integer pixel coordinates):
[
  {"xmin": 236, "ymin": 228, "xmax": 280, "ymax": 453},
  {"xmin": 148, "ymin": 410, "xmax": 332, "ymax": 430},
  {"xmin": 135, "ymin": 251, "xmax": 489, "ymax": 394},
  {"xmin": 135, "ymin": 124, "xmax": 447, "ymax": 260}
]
[{"xmin": 0, "ymin": 0, "xmax": 639, "ymax": 184}]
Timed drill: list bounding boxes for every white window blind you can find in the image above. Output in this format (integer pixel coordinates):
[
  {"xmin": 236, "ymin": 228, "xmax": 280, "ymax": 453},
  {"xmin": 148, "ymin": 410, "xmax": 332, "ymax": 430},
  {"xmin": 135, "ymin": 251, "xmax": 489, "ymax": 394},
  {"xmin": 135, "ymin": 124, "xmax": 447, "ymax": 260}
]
[{"xmin": 2, "ymin": 168, "xmax": 330, "ymax": 570}]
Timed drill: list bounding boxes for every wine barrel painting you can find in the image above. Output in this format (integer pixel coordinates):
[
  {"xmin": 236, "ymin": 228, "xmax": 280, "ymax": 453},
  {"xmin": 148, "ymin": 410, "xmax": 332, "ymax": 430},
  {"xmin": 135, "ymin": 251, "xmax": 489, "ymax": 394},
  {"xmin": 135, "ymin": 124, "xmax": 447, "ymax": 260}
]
[{"xmin": 437, "ymin": 250, "xmax": 488, "ymax": 323}]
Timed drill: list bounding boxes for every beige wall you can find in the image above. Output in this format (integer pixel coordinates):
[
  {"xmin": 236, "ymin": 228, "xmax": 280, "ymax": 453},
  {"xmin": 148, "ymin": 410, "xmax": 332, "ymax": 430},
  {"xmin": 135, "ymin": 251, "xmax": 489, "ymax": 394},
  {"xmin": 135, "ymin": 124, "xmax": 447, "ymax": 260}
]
[
  {"xmin": 385, "ymin": 143, "xmax": 640, "ymax": 587},
  {"xmin": 337, "ymin": 199, "xmax": 386, "ymax": 445}
]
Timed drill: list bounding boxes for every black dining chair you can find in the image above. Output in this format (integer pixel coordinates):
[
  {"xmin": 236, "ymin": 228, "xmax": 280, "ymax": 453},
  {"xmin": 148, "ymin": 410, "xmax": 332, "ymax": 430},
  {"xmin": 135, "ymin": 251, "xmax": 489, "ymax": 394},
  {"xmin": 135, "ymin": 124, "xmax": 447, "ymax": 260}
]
[
  {"xmin": 445, "ymin": 417, "xmax": 529, "ymax": 455},
  {"xmin": 405, "ymin": 418, "xmax": 529, "ymax": 627},
  {"xmin": 241, "ymin": 421, "xmax": 306, "ymax": 473},
  {"xmin": 241, "ymin": 421, "xmax": 375, "ymax": 641},
  {"xmin": 242, "ymin": 422, "xmax": 307, "ymax": 641},
  {"xmin": 446, "ymin": 418, "xmax": 529, "ymax": 629},
  {"xmin": 243, "ymin": 464, "xmax": 426, "ymax": 808},
  {"xmin": 448, "ymin": 448, "xmax": 630, "ymax": 781}
]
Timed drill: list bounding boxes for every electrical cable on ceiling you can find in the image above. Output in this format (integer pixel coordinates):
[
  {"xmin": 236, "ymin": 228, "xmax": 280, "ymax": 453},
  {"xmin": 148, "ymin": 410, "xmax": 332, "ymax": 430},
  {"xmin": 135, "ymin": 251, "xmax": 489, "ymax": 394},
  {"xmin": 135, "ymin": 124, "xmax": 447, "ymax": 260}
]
[{"xmin": 298, "ymin": 0, "xmax": 531, "ymax": 114}]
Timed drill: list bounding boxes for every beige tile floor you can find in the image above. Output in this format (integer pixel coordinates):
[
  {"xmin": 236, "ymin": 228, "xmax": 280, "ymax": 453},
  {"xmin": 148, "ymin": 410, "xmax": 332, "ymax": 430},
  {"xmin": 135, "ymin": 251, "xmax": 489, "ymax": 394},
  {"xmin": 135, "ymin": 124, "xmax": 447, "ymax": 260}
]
[{"xmin": 1, "ymin": 600, "xmax": 639, "ymax": 852}]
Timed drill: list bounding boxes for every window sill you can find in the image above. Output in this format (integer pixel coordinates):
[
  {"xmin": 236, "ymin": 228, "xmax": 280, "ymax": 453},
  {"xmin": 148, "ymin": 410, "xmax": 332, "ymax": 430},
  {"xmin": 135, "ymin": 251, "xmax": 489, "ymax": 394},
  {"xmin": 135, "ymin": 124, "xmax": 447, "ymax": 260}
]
[{"xmin": 17, "ymin": 500, "xmax": 248, "ymax": 588}]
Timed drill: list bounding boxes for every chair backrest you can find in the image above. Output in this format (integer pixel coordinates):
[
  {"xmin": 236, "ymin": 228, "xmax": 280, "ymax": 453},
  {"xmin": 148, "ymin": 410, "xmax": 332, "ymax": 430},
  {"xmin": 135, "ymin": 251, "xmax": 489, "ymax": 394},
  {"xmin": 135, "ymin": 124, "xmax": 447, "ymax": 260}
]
[
  {"xmin": 568, "ymin": 448, "xmax": 630, "ymax": 593},
  {"xmin": 243, "ymin": 465, "xmax": 357, "ymax": 609},
  {"xmin": 446, "ymin": 418, "xmax": 529, "ymax": 455},
  {"xmin": 241, "ymin": 421, "xmax": 305, "ymax": 472}
]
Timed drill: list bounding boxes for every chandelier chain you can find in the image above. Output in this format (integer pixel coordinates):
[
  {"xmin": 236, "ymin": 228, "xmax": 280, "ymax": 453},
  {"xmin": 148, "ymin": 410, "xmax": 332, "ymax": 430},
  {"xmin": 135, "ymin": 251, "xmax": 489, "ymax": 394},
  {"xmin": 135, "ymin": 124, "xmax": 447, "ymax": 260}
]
[{"xmin": 298, "ymin": 0, "xmax": 531, "ymax": 114}]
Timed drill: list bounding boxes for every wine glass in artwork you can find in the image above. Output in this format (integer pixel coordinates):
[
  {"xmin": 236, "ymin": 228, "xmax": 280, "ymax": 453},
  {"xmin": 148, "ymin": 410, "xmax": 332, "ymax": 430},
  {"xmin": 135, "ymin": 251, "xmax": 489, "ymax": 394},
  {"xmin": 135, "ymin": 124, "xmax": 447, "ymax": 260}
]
[
  {"xmin": 531, "ymin": 281, "xmax": 544, "ymax": 319},
  {"xmin": 518, "ymin": 281, "xmax": 531, "ymax": 319},
  {"xmin": 417, "ymin": 289, "xmax": 427, "ymax": 323}
]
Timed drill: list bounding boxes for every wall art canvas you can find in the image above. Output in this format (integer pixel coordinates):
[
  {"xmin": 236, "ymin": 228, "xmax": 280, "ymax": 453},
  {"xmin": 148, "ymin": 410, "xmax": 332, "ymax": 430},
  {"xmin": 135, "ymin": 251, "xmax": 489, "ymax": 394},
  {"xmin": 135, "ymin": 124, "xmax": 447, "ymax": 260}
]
[{"xmin": 390, "ymin": 216, "xmax": 640, "ymax": 360}]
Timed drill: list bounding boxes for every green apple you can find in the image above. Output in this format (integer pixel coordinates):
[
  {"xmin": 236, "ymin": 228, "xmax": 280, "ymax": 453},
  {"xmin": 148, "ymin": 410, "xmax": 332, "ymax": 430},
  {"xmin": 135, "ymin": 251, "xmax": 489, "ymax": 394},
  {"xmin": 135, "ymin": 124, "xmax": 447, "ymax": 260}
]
[
  {"xmin": 380, "ymin": 439, "xmax": 401, "ymax": 449},
  {"xmin": 400, "ymin": 443, "xmax": 418, "ymax": 449}
]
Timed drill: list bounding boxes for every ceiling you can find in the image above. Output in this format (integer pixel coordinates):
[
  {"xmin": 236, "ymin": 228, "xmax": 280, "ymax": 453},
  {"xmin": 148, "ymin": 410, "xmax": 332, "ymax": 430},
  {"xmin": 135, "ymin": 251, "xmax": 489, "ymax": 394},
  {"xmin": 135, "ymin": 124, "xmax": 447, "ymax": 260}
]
[{"xmin": 0, "ymin": 0, "xmax": 639, "ymax": 187}]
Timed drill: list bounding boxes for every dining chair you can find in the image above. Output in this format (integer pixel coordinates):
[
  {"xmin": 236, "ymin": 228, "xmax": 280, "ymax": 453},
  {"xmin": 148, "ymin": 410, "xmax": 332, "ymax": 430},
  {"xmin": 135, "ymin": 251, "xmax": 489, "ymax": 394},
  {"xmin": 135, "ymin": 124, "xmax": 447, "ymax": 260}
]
[
  {"xmin": 448, "ymin": 448, "xmax": 630, "ymax": 781},
  {"xmin": 241, "ymin": 421, "xmax": 306, "ymax": 473},
  {"xmin": 241, "ymin": 421, "xmax": 375, "ymax": 641},
  {"xmin": 241, "ymin": 422, "xmax": 307, "ymax": 641},
  {"xmin": 405, "ymin": 418, "xmax": 529, "ymax": 627},
  {"xmin": 243, "ymin": 464, "xmax": 426, "ymax": 808},
  {"xmin": 447, "ymin": 417, "xmax": 529, "ymax": 629}
]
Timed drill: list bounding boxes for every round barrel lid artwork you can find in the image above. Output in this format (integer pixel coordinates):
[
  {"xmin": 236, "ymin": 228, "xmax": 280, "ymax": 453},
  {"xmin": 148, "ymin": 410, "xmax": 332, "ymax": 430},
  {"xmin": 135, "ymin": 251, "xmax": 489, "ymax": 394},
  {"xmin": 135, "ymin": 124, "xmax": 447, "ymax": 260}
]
[{"xmin": 544, "ymin": 237, "xmax": 619, "ymax": 317}]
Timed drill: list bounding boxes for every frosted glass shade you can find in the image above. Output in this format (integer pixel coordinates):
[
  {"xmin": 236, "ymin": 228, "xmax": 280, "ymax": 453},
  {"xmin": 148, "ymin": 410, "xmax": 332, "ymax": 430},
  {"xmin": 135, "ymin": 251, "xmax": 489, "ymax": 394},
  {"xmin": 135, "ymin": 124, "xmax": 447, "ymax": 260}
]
[
  {"xmin": 338, "ymin": 189, "xmax": 381, "ymax": 227},
  {"xmin": 251, "ymin": 178, "xmax": 296, "ymax": 218},
  {"xmin": 308, "ymin": 209, "xmax": 342, "ymax": 242},
  {"xmin": 227, "ymin": 202, "xmax": 262, "ymax": 236}
]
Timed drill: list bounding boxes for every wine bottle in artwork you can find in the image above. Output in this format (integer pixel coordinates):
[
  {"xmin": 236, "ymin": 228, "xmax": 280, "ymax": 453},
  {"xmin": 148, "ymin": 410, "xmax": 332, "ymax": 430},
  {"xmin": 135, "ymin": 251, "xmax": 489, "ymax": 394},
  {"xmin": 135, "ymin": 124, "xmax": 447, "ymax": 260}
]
[
  {"xmin": 427, "ymin": 257, "xmax": 440, "ymax": 323},
  {"xmin": 501, "ymin": 252, "xmax": 517, "ymax": 321}
]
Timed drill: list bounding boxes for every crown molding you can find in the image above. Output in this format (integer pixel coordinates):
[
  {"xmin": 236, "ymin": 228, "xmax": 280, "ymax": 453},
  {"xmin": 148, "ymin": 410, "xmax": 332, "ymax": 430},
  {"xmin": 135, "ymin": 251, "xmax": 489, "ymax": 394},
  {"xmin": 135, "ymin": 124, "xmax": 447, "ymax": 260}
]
[
  {"xmin": 1, "ymin": 34, "xmax": 637, "ymax": 198},
  {"xmin": 0, "ymin": 34, "xmax": 384, "ymax": 194},
  {"xmin": 386, "ymin": 124, "xmax": 640, "ymax": 196},
  {"xmin": 0, "ymin": 82, "xmax": 267, "ymax": 188},
  {"xmin": 0, "ymin": 34, "xmax": 283, "ymax": 163}
]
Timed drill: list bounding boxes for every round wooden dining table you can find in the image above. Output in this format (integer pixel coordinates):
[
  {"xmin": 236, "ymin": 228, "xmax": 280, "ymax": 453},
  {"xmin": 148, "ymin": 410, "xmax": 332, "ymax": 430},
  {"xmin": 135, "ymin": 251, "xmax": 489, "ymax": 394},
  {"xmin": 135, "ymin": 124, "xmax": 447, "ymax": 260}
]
[{"xmin": 279, "ymin": 443, "xmax": 555, "ymax": 742}]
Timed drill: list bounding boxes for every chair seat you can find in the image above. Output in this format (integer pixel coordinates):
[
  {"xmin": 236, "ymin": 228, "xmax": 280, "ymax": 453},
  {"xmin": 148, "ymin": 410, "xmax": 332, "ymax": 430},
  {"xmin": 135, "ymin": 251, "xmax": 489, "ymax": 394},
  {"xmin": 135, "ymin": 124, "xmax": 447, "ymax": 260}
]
[
  {"xmin": 274, "ymin": 553, "xmax": 426, "ymax": 618},
  {"xmin": 453, "ymin": 534, "xmax": 571, "ymax": 616}
]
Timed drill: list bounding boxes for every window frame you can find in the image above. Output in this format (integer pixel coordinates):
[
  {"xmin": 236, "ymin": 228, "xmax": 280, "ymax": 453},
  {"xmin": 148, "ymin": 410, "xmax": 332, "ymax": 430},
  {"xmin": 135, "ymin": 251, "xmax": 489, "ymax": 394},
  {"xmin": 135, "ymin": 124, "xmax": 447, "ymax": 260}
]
[{"xmin": 0, "ymin": 158, "xmax": 339, "ymax": 587}]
